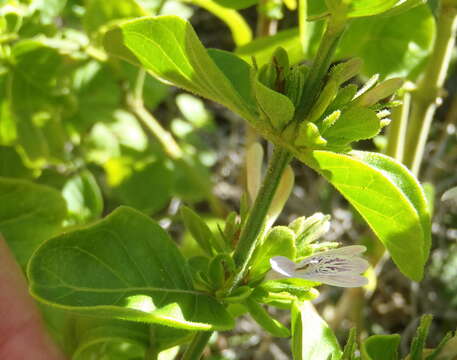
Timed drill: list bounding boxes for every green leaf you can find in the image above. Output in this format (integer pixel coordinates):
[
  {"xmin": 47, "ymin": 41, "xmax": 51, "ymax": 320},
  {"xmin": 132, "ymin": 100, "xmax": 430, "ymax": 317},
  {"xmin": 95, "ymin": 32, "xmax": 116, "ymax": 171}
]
[
  {"xmin": 322, "ymin": 107, "xmax": 382, "ymax": 148},
  {"xmin": 208, "ymin": 48, "xmax": 256, "ymax": 109},
  {"xmin": 186, "ymin": 0, "xmax": 253, "ymax": 46},
  {"xmin": 410, "ymin": 315, "xmax": 433, "ymax": 360},
  {"xmin": 0, "ymin": 146, "xmax": 34, "ymax": 179},
  {"xmin": 104, "ymin": 16, "xmax": 257, "ymax": 124},
  {"xmin": 69, "ymin": 62, "xmax": 121, "ymax": 133},
  {"xmin": 28, "ymin": 206, "xmax": 234, "ymax": 331},
  {"xmin": 249, "ymin": 226, "xmax": 296, "ymax": 281},
  {"xmin": 245, "ymin": 298, "xmax": 290, "ymax": 338},
  {"xmin": 361, "ymin": 335, "xmax": 400, "ymax": 360},
  {"xmin": 236, "ymin": 28, "xmax": 305, "ymax": 67},
  {"xmin": 298, "ymin": 150, "xmax": 430, "ymax": 281},
  {"xmin": 62, "ymin": 169, "xmax": 104, "ymax": 226},
  {"xmin": 0, "ymin": 177, "xmax": 67, "ymax": 266},
  {"xmin": 83, "ymin": 0, "xmax": 147, "ymax": 35},
  {"xmin": 212, "ymin": 0, "xmax": 258, "ymax": 9},
  {"xmin": 180, "ymin": 206, "xmax": 218, "ymax": 256},
  {"xmin": 425, "ymin": 331, "xmax": 453, "ymax": 360},
  {"xmin": 344, "ymin": 0, "xmax": 398, "ymax": 18},
  {"xmin": 254, "ymin": 78, "xmax": 295, "ymax": 130},
  {"xmin": 291, "ymin": 301, "xmax": 341, "ymax": 360},
  {"xmin": 9, "ymin": 40, "xmax": 67, "ymax": 164},
  {"xmin": 336, "ymin": 5, "xmax": 435, "ymax": 78},
  {"xmin": 71, "ymin": 318, "xmax": 149, "ymax": 360},
  {"xmin": 342, "ymin": 328, "xmax": 358, "ymax": 360},
  {"xmin": 109, "ymin": 159, "xmax": 174, "ymax": 215}
]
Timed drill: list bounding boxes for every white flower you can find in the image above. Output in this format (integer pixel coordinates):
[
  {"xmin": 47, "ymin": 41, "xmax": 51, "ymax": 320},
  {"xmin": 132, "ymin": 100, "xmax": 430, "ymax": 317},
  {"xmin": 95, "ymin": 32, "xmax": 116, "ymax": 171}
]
[{"xmin": 269, "ymin": 245, "xmax": 369, "ymax": 288}]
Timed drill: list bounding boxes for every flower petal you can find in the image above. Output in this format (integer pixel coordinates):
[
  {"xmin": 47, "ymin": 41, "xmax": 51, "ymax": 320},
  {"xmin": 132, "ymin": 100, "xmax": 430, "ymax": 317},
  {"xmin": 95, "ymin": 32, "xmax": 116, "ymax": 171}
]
[
  {"xmin": 269, "ymin": 256, "xmax": 296, "ymax": 277},
  {"xmin": 299, "ymin": 273, "xmax": 368, "ymax": 288}
]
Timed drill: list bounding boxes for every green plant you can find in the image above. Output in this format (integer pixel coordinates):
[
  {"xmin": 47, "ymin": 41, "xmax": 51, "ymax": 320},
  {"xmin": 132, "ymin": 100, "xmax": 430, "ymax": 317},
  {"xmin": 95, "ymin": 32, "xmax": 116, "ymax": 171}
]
[{"xmin": 0, "ymin": 0, "xmax": 455, "ymax": 359}]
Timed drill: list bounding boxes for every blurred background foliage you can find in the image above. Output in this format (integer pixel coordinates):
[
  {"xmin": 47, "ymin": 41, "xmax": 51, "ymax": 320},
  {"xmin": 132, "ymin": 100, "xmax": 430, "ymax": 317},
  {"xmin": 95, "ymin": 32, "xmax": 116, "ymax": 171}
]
[{"xmin": 0, "ymin": 0, "xmax": 457, "ymax": 359}]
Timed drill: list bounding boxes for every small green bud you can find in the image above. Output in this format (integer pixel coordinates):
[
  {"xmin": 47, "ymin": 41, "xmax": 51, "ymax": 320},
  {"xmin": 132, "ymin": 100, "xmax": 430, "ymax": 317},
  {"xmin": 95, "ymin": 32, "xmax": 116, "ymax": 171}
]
[
  {"xmin": 376, "ymin": 109, "xmax": 391, "ymax": 119},
  {"xmin": 329, "ymin": 84, "xmax": 358, "ymax": 112},
  {"xmin": 293, "ymin": 213, "xmax": 331, "ymax": 253},
  {"xmin": 380, "ymin": 118, "xmax": 391, "ymax": 127},
  {"xmin": 258, "ymin": 63, "xmax": 278, "ymax": 89},
  {"xmin": 272, "ymin": 46, "xmax": 289, "ymax": 75},
  {"xmin": 307, "ymin": 79, "xmax": 339, "ymax": 123},
  {"xmin": 354, "ymin": 73, "xmax": 380, "ymax": 98},
  {"xmin": 224, "ymin": 211, "xmax": 240, "ymax": 247},
  {"xmin": 294, "ymin": 121, "xmax": 327, "ymax": 148},
  {"xmin": 320, "ymin": 110, "xmax": 341, "ymax": 133},
  {"xmin": 285, "ymin": 65, "xmax": 306, "ymax": 107},
  {"xmin": 353, "ymin": 77, "xmax": 403, "ymax": 107},
  {"xmin": 330, "ymin": 57, "xmax": 363, "ymax": 86}
]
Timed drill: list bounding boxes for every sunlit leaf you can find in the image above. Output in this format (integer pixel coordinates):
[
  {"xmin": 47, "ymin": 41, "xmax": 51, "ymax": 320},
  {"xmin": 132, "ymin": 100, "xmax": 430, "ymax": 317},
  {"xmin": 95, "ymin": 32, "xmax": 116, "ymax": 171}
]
[{"xmin": 298, "ymin": 150, "xmax": 430, "ymax": 281}]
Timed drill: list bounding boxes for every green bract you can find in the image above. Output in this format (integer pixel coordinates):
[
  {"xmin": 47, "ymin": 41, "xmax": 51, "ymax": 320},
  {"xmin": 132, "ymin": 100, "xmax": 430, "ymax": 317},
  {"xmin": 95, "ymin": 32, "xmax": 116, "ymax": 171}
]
[{"xmin": 28, "ymin": 206, "xmax": 234, "ymax": 331}]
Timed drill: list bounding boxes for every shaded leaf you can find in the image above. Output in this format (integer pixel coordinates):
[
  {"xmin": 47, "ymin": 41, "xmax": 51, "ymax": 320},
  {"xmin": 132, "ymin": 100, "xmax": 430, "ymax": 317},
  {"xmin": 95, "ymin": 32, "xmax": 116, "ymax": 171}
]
[
  {"xmin": 336, "ymin": 5, "xmax": 435, "ymax": 78},
  {"xmin": 0, "ymin": 177, "xmax": 66, "ymax": 265},
  {"xmin": 362, "ymin": 334, "xmax": 400, "ymax": 360},
  {"xmin": 28, "ymin": 206, "xmax": 234, "ymax": 330}
]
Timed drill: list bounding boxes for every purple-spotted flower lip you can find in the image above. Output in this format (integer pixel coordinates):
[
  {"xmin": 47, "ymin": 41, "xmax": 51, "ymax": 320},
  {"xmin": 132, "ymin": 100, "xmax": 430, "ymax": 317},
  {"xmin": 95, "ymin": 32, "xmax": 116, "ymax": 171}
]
[{"xmin": 269, "ymin": 245, "xmax": 369, "ymax": 288}]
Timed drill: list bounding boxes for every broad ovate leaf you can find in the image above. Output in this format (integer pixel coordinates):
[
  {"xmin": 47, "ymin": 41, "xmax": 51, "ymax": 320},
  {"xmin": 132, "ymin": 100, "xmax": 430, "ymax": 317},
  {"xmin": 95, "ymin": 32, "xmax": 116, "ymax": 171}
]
[
  {"xmin": 0, "ymin": 177, "xmax": 67, "ymax": 266},
  {"xmin": 336, "ymin": 5, "xmax": 435, "ymax": 78},
  {"xmin": 28, "ymin": 206, "xmax": 234, "ymax": 331},
  {"xmin": 298, "ymin": 150, "xmax": 430, "ymax": 281},
  {"xmin": 362, "ymin": 334, "xmax": 401, "ymax": 360},
  {"xmin": 291, "ymin": 301, "xmax": 341, "ymax": 360},
  {"xmin": 104, "ymin": 16, "xmax": 258, "ymax": 125}
]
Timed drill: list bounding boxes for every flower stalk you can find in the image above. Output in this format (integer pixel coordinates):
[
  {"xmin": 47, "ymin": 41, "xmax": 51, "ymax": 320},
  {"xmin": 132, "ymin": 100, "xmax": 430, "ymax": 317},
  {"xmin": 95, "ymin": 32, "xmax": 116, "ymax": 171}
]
[{"xmin": 403, "ymin": 3, "xmax": 457, "ymax": 175}]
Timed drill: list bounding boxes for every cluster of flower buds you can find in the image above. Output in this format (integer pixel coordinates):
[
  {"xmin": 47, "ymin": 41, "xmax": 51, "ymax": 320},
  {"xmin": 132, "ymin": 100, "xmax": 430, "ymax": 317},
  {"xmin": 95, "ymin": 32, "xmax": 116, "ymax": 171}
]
[{"xmin": 256, "ymin": 47, "xmax": 403, "ymax": 153}]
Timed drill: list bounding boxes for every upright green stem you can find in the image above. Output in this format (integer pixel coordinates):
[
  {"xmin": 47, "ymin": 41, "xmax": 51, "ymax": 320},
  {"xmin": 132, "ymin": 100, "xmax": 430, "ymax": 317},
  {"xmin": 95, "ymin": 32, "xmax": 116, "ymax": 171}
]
[
  {"xmin": 403, "ymin": 4, "xmax": 457, "ymax": 176},
  {"xmin": 294, "ymin": 14, "xmax": 346, "ymax": 122},
  {"xmin": 181, "ymin": 331, "xmax": 213, "ymax": 360},
  {"xmin": 385, "ymin": 92, "xmax": 411, "ymax": 161},
  {"xmin": 231, "ymin": 146, "xmax": 292, "ymax": 290}
]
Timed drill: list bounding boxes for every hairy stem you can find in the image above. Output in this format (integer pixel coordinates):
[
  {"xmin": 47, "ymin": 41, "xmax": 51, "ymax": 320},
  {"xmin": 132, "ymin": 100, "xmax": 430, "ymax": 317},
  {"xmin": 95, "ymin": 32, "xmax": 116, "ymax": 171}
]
[
  {"xmin": 293, "ymin": 14, "xmax": 346, "ymax": 122},
  {"xmin": 231, "ymin": 146, "xmax": 293, "ymax": 290},
  {"xmin": 385, "ymin": 92, "xmax": 411, "ymax": 161},
  {"xmin": 403, "ymin": 4, "xmax": 457, "ymax": 176},
  {"xmin": 181, "ymin": 331, "xmax": 213, "ymax": 360}
]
